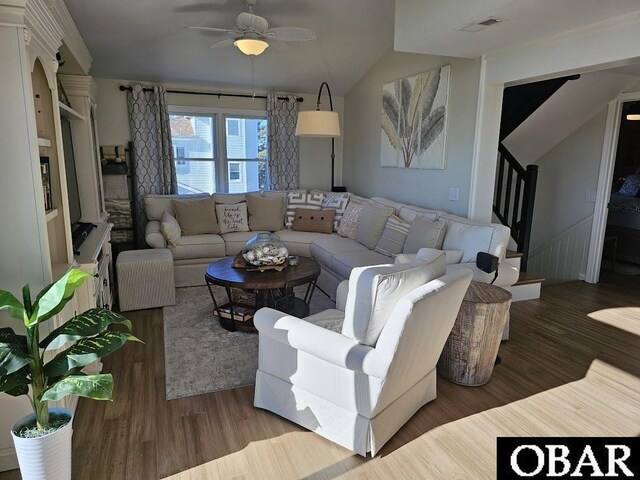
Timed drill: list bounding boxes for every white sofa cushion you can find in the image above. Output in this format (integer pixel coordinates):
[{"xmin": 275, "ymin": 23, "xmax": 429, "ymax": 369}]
[
  {"xmin": 309, "ymin": 235, "xmax": 365, "ymax": 267},
  {"xmin": 397, "ymin": 205, "xmax": 441, "ymax": 223},
  {"xmin": 396, "ymin": 248, "xmax": 463, "ymax": 265},
  {"xmin": 330, "ymin": 250, "xmax": 391, "ymax": 279},
  {"xmin": 440, "ymin": 218, "xmax": 494, "ymax": 263},
  {"xmin": 440, "ymin": 213, "xmax": 511, "ymax": 261},
  {"xmin": 342, "ymin": 251, "xmax": 446, "ymax": 346},
  {"xmin": 145, "ymin": 220, "xmax": 166, "ymax": 248}
]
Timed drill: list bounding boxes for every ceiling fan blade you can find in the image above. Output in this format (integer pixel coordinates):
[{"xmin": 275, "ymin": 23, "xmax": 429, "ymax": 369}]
[
  {"xmin": 266, "ymin": 40, "xmax": 290, "ymax": 52},
  {"xmin": 209, "ymin": 38, "xmax": 237, "ymax": 49},
  {"xmin": 187, "ymin": 26, "xmax": 240, "ymax": 35},
  {"xmin": 264, "ymin": 27, "xmax": 316, "ymax": 42}
]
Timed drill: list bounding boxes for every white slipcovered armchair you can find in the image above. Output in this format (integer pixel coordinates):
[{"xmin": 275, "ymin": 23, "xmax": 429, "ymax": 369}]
[{"xmin": 253, "ymin": 251, "xmax": 473, "ymax": 456}]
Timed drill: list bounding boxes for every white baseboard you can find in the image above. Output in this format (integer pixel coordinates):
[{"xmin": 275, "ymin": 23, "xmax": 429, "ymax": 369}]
[{"xmin": 508, "ymin": 282, "xmax": 541, "ymax": 301}]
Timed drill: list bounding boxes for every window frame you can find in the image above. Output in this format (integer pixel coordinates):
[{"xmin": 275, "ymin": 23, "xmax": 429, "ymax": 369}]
[{"xmin": 169, "ymin": 106, "xmax": 267, "ymax": 194}]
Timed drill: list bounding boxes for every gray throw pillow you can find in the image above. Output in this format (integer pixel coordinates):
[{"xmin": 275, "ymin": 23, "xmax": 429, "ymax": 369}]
[
  {"xmin": 403, "ymin": 217, "xmax": 446, "ymax": 253},
  {"xmin": 171, "ymin": 196, "xmax": 220, "ymax": 235},
  {"xmin": 246, "ymin": 194, "xmax": 286, "ymax": 231},
  {"xmin": 356, "ymin": 204, "xmax": 394, "ymax": 249}
]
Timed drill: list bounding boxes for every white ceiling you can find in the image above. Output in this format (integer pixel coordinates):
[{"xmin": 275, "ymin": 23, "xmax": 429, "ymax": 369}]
[
  {"xmin": 64, "ymin": 0, "xmax": 395, "ymax": 95},
  {"xmin": 503, "ymin": 70, "xmax": 640, "ymax": 164},
  {"xmin": 395, "ymin": 0, "xmax": 640, "ymax": 58}
]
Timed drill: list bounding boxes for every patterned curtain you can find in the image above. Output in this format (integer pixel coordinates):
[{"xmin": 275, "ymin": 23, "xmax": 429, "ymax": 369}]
[
  {"xmin": 267, "ymin": 93, "xmax": 300, "ymax": 190},
  {"xmin": 127, "ymin": 85, "xmax": 177, "ymax": 247}
]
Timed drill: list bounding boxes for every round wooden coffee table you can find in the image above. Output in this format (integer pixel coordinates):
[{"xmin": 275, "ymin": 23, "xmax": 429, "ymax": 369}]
[
  {"xmin": 204, "ymin": 257, "xmax": 321, "ymax": 333},
  {"xmin": 437, "ymin": 281, "xmax": 512, "ymax": 386}
]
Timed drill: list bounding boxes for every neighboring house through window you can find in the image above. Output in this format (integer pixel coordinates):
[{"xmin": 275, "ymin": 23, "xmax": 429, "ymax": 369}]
[{"xmin": 169, "ymin": 108, "xmax": 267, "ymax": 194}]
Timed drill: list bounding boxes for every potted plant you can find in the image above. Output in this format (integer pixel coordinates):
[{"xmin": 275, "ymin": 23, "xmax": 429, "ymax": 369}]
[{"xmin": 0, "ymin": 268, "xmax": 139, "ymax": 480}]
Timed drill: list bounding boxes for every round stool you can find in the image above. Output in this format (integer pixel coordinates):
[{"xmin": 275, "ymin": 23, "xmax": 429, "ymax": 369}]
[{"xmin": 437, "ymin": 280, "xmax": 512, "ymax": 386}]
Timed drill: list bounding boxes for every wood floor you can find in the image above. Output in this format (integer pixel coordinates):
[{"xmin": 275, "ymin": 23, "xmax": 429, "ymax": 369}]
[{"xmin": 3, "ymin": 273, "xmax": 640, "ymax": 479}]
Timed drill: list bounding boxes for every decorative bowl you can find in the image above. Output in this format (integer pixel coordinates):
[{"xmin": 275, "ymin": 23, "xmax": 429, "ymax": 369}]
[{"xmin": 242, "ymin": 233, "xmax": 289, "ymax": 267}]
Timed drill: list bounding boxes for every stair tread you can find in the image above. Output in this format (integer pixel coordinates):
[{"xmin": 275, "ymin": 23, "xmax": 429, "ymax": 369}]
[
  {"xmin": 506, "ymin": 250, "xmax": 523, "ymax": 259},
  {"xmin": 515, "ymin": 273, "xmax": 545, "ymax": 286}
]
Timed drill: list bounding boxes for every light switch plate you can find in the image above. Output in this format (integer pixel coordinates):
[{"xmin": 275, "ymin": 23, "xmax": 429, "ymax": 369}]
[{"xmin": 449, "ymin": 187, "xmax": 459, "ymax": 201}]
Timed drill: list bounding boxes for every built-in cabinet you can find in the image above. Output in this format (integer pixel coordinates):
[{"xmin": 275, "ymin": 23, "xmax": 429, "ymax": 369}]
[{"xmin": 0, "ymin": 0, "xmax": 107, "ymax": 471}]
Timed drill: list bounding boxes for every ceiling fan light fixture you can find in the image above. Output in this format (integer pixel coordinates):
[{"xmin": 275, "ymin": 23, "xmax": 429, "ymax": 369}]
[{"xmin": 234, "ymin": 38, "xmax": 269, "ymax": 56}]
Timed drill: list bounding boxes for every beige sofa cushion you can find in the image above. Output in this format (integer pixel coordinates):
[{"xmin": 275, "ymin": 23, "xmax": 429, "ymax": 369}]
[
  {"xmin": 145, "ymin": 194, "xmax": 209, "ymax": 221},
  {"xmin": 246, "ymin": 194, "xmax": 286, "ymax": 231},
  {"xmin": 440, "ymin": 213, "xmax": 511, "ymax": 261},
  {"xmin": 172, "ymin": 196, "xmax": 220, "ymax": 235},
  {"xmin": 169, "ymin": 234, "xmax": 225, "ymax": 260},
  {"xmin": 222, "ymin": 231, "xmax": 267, "ymax": 256},
  {"xmin": 330, "ymin": 249, "xmax": 391, "ymax": 279},
  {"xmin": 336, "ymin": 202, "xmax": 365, "ymax": 240},
  {"xmin": 403, "ymin": 217, "xmax": 446, "ymax": 253},
  {"xmin": 309, "ymin": 235, "xmax": 366, "ymax": 268},
  {"xmin": 397, "ymin": 205, "xmax": 441, "ymax": 223},
  {"xmin": 374, "ymin": 215, "xmax": 410, "ymax": 257},
  {"xmin": 160, "ymin": 211, "xmax": 182, "ymax": 246},
  {"xmin": 216, "ymin": 203, "xmax": 249, "ymax": 234},
  {"xmin": 356, "ymin": 203, "xmax": 394, "ymax": 249},
  {"xmin": 274, "ymin": 230, "xmax": 334, "ymax": 257},
  {"xmin": 214, "ymin": 192, "xmax": 248, "ymax": 204}
]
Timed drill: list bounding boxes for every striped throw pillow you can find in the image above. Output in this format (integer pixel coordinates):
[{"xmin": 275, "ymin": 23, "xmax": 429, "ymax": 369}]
[
  {"xmin": 374, "ymin": 215, "xmax": 411, "ymax": 257},
  {"xmin": 285, "ymin": 192, "xmax": 325, "ymax": 228},
  {"xmin": 322, "ymin": 193, "xmax": 350, "ymax": 231}
]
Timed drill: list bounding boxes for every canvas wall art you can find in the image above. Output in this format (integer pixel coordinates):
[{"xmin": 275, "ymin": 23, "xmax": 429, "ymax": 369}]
[{"xmin": 380, "ymin": 65, "xmax": 450, "ymax": 170}]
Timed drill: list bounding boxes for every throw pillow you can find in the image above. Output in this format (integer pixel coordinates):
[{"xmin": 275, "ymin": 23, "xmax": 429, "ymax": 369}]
[
  {"xmin": 441, "ymin": 222, "xmax": 495, "ymax": 263},
  {"xmin": 342, "ymin": 252, "xmax": 447, "ymax": 346},
  {"xmin": 403, "ymin": 217, "xmax": 446, "ymax": 253},
  {"xmin": 322, "ymin": 192, "xmax": 350, "ymax": 231},
  {"xmin": 285, "ymin": 191, "xmax": 325, "ymax": 228},
  {"xmin": 215, "ymin": 202, "xmax": 249, "ymax": 234},
  {"xmin": 618, "ymin": 174, "xmax": 640, "ymax": 197},
  {"xmin": 292, "ymin": 208, "xmax": 335, "ymax": 234},
  {"xmin": 374, "ymin": 215, "xmax": 410, "ymax": 257},
  {"xmin": 171, "ymin": 196, "xmax": 220, "ymax": 235},
  {"xmin": 160, "ymin": 211, "xmax": 181, "ymax": 246},
  {"xmin": 356, "ymin": 203, "xmax": 395, "ymax": 249},
  {"xmin": 337, "ymin": 202, "xmax": 365, "ymax": 240},
  {"xmin": 246, "ymin": 194, "xmax": 286, "ymax": 231}
]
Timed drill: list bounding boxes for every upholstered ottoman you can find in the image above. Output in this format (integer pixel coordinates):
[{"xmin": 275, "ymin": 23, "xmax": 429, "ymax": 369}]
[{"xmin": 116, "ymin": 249, "xmax": 175, "ymax": 311}]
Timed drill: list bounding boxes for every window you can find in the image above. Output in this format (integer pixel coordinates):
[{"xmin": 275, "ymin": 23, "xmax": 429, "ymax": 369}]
[
  {"xmin": 169, "ymin": 115, "xmax": 216, "ymax": 194},
  {"xmin": 224, "ymin": 116, "xmax": 268, "ymax": 193},
  {"xmin": 170, "ymin": 111, "xmax": 268, "ymax": 194}
]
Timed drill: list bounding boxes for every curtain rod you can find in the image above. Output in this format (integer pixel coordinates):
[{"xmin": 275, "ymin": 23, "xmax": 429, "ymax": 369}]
[{"xmin": 118, "ymin": 85, "xmax": 303, "ymax": 102}]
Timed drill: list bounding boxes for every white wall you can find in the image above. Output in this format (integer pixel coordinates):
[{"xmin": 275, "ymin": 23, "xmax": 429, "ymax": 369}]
[
  {"xmin": 342, "ymin": 50, "xmax": 482, "ymax": 216},
  {"xmin": 529, "ymin": 110, "xmax": 607, "ymax": 250},
  {"xmin": 95, "ymin": 77, "xmax": 344, "ymax": 191}
]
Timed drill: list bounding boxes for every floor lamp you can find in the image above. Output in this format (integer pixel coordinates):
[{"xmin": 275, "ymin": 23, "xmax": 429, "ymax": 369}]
[{"xmin": 295, "ymin": 82, "xmax": 346, "ymax": 192}]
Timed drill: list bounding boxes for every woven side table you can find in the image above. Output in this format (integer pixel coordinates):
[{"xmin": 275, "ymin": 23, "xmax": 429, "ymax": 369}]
[
  {"xmin": 116, "ymin": 248, "xmax": 175, "ymax": 311},
  {"xmin": 437, "ymin": 281, "xmax": 512, "ymax": 386}
]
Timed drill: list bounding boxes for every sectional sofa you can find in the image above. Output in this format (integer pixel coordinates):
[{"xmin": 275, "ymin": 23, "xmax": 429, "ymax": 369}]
[{"xmin": 143, "ymin": 191, "xmax": 519, "ymax": 299}]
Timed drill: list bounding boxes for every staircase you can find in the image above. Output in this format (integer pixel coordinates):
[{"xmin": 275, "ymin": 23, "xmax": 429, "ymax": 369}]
[{"xmin": 493, "ymin": 74, "xmax": 580, "ymax": 273}]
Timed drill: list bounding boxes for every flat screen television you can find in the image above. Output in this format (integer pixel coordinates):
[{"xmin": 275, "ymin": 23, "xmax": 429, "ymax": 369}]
[{"xmin": 60, "ymin": 116, "xmax": 82, "ymax": 225}]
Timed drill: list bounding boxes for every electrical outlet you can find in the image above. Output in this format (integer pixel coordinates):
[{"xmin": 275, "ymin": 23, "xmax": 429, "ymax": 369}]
[
  {"xmin": 449, "ymin": 187, "xmax": 459, "ymax": 201},
  {"xmin": 585, "ymin": 190, "xmax": 597, "ymax": 202}
]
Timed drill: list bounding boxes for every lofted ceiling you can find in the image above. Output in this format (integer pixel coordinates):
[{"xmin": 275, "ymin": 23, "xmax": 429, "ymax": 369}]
[
  {"xmin": 395, "ymin": 0, "xmax": 640, "ymax": 58},
  {"xmin": 63, "ymin": 0, "xmax": 395, "ymax": 95}
]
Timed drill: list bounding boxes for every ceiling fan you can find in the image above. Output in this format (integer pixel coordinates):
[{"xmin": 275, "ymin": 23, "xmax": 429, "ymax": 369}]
[{"xmin": 186, "ymin": 0, "xmax": 316, "ymax": 56}]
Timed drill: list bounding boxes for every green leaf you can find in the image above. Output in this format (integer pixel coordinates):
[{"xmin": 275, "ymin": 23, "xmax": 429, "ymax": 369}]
[
  {"xmin": 41, "ymin": 374, "xmax": 113, "ymax": 402},
  {"xmin": 0, "ymin": 368, "xmax": 30, "ymax": 397},
  {"xmin": 0, "ymin": 328, "xmax": 31, "ymax": 376},
  {"xmin": 0, "ymin": 291, "xmax": 25, "ymax": 322},
  {"xmin": 40, "ymin": 308, "xmax": 132, "ymax": 351},
  {"xmin": 43, "ymin": 331, "xmax": 140, "ymax": 377},
  {"xmin": 31, "ymin": 269, "xmax": 92, "ymax": 325}
]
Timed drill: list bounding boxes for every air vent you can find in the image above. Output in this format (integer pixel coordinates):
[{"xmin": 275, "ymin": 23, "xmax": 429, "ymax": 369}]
[{"xmin": 460, "ymin": 17, "xmax": 504, "ymax": 32}]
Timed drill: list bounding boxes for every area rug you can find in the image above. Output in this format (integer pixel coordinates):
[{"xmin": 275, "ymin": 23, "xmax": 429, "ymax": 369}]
[{"xmin": 163, "ymin": 285, "xmax": 335, "ymax": 400}]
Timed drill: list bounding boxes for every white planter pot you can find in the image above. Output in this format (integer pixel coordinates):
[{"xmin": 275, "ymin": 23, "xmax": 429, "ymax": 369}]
[{"xmin": 11, "ymin": 408, "xmax": 73, "ymax": 480}]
